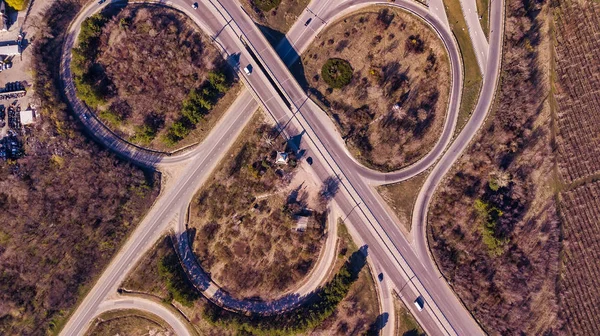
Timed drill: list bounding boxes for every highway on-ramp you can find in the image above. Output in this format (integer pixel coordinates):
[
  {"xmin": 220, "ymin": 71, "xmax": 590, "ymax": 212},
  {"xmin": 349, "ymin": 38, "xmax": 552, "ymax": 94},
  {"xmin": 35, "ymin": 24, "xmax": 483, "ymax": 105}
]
[{"xmin": 59, "ymin": 0, "xmax": 504, "ymax": 333}]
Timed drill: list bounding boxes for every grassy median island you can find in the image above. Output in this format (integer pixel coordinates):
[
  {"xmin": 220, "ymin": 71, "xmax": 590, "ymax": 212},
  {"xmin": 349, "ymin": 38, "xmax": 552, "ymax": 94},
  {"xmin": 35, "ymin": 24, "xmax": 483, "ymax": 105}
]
[
  {"xmin": 72, "ymin": 5, "xmax": 237, "ymax": 151},
  {"xmin": 189, "ymin": 112, "xmax": 327, "ymax": 299},
  {"xmin": 301, "ymin": 7, "xmax": 451, "ymax": 172}
]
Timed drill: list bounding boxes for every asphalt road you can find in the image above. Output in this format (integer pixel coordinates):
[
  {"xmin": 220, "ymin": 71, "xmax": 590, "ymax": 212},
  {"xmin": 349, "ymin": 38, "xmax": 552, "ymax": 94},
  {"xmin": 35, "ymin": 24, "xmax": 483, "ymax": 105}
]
[{"xmin": 59, "ymin": 0, "xmax": 504, "ymax": 333}]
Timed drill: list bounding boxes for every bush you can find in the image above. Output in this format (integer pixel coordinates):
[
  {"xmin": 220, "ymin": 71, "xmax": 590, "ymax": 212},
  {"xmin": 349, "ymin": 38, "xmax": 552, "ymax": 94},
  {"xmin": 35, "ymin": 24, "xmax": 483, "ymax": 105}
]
[
  {"xmin": 251, "ymin": 0, "xmax": 281, "ymax": 12},
  {"xmin": 158, "ymin": 249, "xmax": 200, "ymax": 307},
  {"xmin": 321, "ymin": 58, "xmax": 353, "ymax": 89}
]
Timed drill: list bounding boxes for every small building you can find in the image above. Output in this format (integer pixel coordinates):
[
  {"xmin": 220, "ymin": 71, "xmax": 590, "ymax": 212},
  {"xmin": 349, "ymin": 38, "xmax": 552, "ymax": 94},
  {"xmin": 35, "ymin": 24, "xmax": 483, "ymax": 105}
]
[
  {"xmin": 295, "ymin": 215, "xmax": 309, "ymax": 232},
  {"xmin": 0, "ymin": 44, "xmax": 20, "ymax": 56},
  {"xmin": 276, "ymin": 151, "xmax": 289, "ymax": 165},
  {"xmin": 20, "ymin": 109, "xmax": 34, "ymax": 125}
]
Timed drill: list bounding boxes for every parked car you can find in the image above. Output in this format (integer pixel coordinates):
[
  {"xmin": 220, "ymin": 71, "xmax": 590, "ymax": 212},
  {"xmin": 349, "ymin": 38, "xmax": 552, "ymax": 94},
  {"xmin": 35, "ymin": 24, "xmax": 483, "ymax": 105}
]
[{"xmin": 414, "ymin": 296, "xmax": 425, "ymax": 312}]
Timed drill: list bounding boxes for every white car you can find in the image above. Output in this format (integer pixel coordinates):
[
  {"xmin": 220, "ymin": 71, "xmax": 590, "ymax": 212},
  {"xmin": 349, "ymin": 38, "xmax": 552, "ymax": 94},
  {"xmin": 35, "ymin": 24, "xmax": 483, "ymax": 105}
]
[
  {"xmin": 414, "ymin": 296, "xmax": 425, "ymax": 311},
  {"xmin": 243, "ymin": 65, "xmax": 252, "ymax": 75},
  {"xmin": 192, "ymin": 2, "xmax": 198, "ymax": 9}
]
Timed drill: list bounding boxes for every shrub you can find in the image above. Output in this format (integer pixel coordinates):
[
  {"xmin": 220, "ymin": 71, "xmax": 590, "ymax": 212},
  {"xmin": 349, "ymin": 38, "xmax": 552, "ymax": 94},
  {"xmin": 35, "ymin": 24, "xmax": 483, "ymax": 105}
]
[
  {"xmin": 251, "ymin": 0, "xmax": 281, "ymax": 12},
  {"xmin": 158, "ymin": 249, "xmax": 199, "ymax": 307},
  {"xmin": 321, "ymin": 58, "xmax": 353, "ymax": 89}
]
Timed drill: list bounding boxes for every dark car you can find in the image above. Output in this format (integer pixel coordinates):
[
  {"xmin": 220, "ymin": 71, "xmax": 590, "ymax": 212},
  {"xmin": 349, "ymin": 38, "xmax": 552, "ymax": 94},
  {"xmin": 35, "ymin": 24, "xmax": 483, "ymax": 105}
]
[
  {"xmin": 378, "ymin": 273, "xmax": 384, "ymax": 281},
  {"xmin": 306, "ymin": 157, "xmax": 313, "ymax": 165},
  {"xmin": 192, "ymin": 2, "xmax": 198, "ymax": 9},
  {"xmin": 98, "ymin": 0, "xmax": 106, "ymax": 4},
  {"xmin": 304, "ymin": 18, "xmax": 312, "ymax": 26}
]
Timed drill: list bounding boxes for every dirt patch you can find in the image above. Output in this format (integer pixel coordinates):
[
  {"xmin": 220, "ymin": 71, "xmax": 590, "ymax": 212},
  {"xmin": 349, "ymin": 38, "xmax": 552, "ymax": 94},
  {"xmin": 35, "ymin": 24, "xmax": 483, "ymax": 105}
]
[
  {"xmin": 300, "ymin": 7, "xmax": 450, "ymax": 172},
  {"xmin": 189, "ymin": 112, "xmax": 326, "ymax": 299},
  {"xmin": 90, "ymin": 5, "xmax": 234, "ymax": 150}
]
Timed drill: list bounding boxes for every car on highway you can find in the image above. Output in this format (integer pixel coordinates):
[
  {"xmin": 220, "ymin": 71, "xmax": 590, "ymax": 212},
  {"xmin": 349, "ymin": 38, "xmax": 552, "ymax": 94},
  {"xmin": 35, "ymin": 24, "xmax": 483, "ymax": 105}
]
[
  {"xmin": 414, "ymin": 296, "xmax": 425, "ymax": 311},
  {"xmin": 243, "ymin": 65, "xmax": 252, "ymax": 75},
  {"xmin": 98, "ymin": 0, "xmax": 105, "ymax": 4},
  {"xmin": 192, "ymin": 2, "xmax": 198, "ymax": 9},
  {"xmin": 304, "ymin": 18, "xmax": 312, "ymax": 26}
]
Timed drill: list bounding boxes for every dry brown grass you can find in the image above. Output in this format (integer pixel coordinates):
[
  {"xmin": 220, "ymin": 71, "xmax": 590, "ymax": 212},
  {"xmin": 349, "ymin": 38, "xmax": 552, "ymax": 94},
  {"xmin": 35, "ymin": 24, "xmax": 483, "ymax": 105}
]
[
  {"xmin": 86, "ymin": 309, "xmax": 174, "ymax": 336},
  {"xmin": 376, "ymin": 172, "xmax": 428, "ymax": 232},
  {"xmin": 240, "ymin": 0, "xmax": 310, "ymax": 39},
  {"xmin": 95, "ymin": 6, "xmax": 233, "ymax": 151},
  {"xmin": 393, "ymin": 292, "xmax": 424, "ymax": 336},
  {"xmin": 306, "ymin": 222, "xmax": 379, "ymax": 336},
  {"xmin": 189, "ymin": 112, "xmax": 326, "ymax": 299},
  {"xmin": 301, "ymin": 7, "xmax": 450, "ymax": 172}
]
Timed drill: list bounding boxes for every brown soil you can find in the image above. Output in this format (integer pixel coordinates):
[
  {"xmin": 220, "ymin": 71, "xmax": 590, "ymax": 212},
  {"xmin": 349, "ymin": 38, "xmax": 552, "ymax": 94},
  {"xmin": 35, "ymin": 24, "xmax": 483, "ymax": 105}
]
[
  {"xmin": 301, "ymin": 7, "xmax": 450, "ymax": 172},
  {"xmin": 553, "ymin": 0, "xmax": 600, "ymax": 334},
  {"xmin": 189, "ymin": 112, "xmax": 326, "ymax": 299},
  {"xmin": 96, "ymin": 6, "xmax": 232, "ymax": 150}
]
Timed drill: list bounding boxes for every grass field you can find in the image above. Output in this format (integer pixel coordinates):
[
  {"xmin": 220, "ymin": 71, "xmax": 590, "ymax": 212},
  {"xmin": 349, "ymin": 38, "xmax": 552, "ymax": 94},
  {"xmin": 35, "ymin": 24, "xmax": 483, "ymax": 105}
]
[
  {"xmin": 301, "ymin": 7, "xmax": 451, "ymax": 172},
  {"xmin": 442, "ymin": 0, "xmax": 483, "ymax": 134},
  {"xmin": 376, "ymin": 172, "xmax": 428, "ymax": 232},
  {"xmin": 475, "ymin": 0, "xmax": 489, "ymax": 38}
]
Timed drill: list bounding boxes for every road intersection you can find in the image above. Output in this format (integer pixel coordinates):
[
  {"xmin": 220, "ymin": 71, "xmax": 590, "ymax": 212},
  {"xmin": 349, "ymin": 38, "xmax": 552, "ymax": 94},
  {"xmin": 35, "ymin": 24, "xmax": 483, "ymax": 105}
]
[{"xmin": 59, "ymin": 0, "xmax": 503, "ymax": 334}]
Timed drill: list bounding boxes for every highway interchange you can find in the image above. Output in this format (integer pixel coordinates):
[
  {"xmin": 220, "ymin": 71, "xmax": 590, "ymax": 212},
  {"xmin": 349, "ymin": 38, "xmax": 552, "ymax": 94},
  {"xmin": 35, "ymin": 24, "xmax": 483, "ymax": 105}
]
[{"xmin": 58, "ymin": 0, "xmax": 504, "ymax": 333}]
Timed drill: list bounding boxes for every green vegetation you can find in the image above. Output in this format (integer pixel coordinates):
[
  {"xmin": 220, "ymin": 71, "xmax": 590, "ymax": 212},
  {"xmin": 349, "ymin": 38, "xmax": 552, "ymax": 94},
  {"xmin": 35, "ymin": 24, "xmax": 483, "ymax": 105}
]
[
  {"xmin": 158, "ymin": 247, "xmax": 200, "ymax": 307},
  {"xmin": 163, "ymin": 71, "xmax": 232, "ymax": 145},
  {"xmin": 443, "ymin": 0, "xmax": 483, "ymax": 133},
  {"xmin": 5, "ymin": 0, "xmax": 28, "ymax": 10},
  {"xmin": 476, "ymin": 0, "xmax": 490, "ymax": 38},
  {"xmin": 72, "ymin": 13, "xmax": 111, "ymax": 109},
  {"xmin": 252, "ymin": 0, "xmax": 282, "ymax": 12},
  {"xmin": 202, "ymin": 248, "xmax": 367, "ymax": 335},
  {"xmin": 321, "ymin": 58, "xmax": 353, "ymax": 89},
  {"xmin": 474, "ymin": 199, "xmax": 507, "ymax": 256}
]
